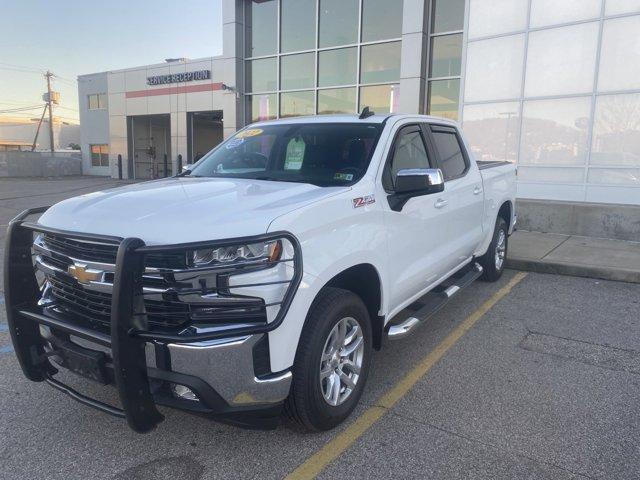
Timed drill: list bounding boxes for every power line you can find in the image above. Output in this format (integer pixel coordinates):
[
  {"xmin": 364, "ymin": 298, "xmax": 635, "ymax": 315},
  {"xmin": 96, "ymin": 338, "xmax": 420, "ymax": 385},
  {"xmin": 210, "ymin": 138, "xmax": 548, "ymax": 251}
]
[
  {"xmin": 53, "ymin": 74, "xmax": 76, "ymax": 84},
  {"xmin": 55, "ymin": 105, "xmax": 79, "ymax": 112},
  {"xmin": 0, "ymin": 100, "xmax": 43, "ymax": 106},
  {"xmin": 0, "ymin": 66, "xmax": 44, "ymax": 75},
  {"xmin": 0, "ymin": 62, "xmax": 44, "ymax": 73},
  {"xmin": 0, "ymin": 105, "xmax": 45, "ymax": 113}
]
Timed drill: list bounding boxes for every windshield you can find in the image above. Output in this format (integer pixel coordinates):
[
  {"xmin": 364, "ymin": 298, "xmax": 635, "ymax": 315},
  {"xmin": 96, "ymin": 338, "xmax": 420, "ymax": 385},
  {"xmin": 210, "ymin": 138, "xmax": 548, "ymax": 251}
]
[{"xmin": 188, "ymin": 123, "xmax": 383, "ymax": 186}]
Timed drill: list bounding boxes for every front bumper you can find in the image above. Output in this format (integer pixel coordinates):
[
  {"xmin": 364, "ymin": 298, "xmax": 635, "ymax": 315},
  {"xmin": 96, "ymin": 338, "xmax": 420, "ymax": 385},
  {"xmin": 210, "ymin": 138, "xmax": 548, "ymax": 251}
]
[{"xmin": 3, "ymin": 207, "xmax": 301, "ymax": 432}]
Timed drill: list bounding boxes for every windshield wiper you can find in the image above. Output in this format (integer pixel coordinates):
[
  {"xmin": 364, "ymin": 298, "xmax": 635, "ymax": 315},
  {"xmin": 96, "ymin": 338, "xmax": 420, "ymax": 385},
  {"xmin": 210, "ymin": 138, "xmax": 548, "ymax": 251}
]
[{"xmin": 254, "ymin": 176, "xmax": 325, "ymax": 186}]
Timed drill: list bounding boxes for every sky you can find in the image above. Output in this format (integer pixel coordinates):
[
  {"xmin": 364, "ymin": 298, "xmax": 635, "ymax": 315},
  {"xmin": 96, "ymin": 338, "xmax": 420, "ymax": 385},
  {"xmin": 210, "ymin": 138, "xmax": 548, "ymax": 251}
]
[{"xmin": 0, "ymin": 0, "xmax": 223, "ymax": 123}]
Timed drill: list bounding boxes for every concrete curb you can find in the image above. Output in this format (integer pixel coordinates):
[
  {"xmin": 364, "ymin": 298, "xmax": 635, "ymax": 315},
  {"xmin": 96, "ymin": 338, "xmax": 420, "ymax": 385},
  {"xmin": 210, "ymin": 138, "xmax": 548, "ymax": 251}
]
[{"xmin": 507, "ymin": 257, "xmax": 640, "ymax": 284}]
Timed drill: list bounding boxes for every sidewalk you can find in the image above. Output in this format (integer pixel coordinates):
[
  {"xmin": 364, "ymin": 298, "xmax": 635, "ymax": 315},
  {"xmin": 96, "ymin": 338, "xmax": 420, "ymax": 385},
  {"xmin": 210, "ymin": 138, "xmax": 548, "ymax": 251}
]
[{"xmin": 507, "ymin": 230, "xmax": 640, "ymax": 284}]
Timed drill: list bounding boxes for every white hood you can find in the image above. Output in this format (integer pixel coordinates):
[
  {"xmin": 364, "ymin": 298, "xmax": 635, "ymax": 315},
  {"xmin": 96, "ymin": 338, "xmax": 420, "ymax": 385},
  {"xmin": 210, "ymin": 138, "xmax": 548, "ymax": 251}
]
[{"xmin": 37, "ymin": 177, "xmax": 348, "ymax": 244}]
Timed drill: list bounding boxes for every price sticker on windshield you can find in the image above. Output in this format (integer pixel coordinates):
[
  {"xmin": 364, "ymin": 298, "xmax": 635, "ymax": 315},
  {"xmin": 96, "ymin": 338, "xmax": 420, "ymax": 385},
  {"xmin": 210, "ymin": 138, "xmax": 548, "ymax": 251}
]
[{"xmin": 236, "ymin": 128, "xmax": 263, "ymax": 139}]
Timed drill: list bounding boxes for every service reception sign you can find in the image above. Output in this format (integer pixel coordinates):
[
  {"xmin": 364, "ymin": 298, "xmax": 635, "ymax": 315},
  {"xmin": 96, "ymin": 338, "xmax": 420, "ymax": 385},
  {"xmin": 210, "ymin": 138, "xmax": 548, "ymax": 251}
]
[{"xmin": 147, "ymin": 70, "xmax": 211, "ymax": 86}]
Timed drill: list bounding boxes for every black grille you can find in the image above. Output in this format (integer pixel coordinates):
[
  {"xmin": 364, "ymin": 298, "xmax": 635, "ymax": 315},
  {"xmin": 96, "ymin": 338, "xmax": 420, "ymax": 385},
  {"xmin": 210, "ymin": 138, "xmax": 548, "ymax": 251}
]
[
  {"xmin": 43, "ymin": 234, "xmax": 118, "ymax": 263},
  {"xmin": 42, "ymin": 234, "xmax": 187, "ymax": 269},
  {"xmin": 47, "ymin": 276, "xmax": 191, "ymax": 331}
]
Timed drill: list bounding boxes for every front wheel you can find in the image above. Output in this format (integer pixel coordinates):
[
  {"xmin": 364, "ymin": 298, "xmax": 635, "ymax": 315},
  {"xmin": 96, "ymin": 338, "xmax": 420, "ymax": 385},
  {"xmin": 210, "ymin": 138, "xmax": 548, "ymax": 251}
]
[
  {"xmin": 478, "ymin": 216, "xmax": 508, "ymax": 282},
  {"xmin": 285, "ymin": 287, "xmax": 372, "ymax": 431}
]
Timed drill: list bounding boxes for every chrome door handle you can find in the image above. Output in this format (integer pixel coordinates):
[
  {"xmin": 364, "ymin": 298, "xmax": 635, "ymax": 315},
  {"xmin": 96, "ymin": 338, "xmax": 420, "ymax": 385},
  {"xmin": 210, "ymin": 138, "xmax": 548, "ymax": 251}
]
[
  {"xmin": 473, "ymin": 186, "xmax": 483, "ymax": 195},
  {"xmin": 434, "ymin": 198, "xmax": 448, "ymax": 209}
]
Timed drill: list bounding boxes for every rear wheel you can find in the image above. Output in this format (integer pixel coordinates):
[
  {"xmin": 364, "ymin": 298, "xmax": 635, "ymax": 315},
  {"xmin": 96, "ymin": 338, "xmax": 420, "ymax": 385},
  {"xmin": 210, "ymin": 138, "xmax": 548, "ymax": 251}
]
[
  {"xmin": 479, "ymin": 216, "xmax": 508, "ymax": 282},
  {"xmin": 285, "ymin": 287, "xmax": 372, "ymax": 431}
]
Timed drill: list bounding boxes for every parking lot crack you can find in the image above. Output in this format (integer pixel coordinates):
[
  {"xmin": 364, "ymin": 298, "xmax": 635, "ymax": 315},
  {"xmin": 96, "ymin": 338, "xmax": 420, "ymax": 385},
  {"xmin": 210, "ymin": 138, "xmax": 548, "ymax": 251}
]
[
  {"xmin": 386, "ymin": 410, "xmax": 598, "ymax": 480},
  {"xmin": 519, "ymin": 331, "xmax": 640, "ymax": 375}
]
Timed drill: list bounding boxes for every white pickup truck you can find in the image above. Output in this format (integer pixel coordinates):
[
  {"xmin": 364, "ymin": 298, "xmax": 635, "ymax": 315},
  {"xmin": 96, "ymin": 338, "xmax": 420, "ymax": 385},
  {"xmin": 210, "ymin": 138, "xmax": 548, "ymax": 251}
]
[{"xmin": 4, "ymin": 113, "xmax": 516, "ymax": 433}]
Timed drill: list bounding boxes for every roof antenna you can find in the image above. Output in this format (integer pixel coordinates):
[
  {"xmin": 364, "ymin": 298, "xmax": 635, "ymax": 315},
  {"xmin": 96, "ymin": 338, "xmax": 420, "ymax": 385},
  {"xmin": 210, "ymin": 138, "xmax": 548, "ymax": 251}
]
[{"xmin": 359, "ymin": 106, "xmax": 375, "ymax": 119}]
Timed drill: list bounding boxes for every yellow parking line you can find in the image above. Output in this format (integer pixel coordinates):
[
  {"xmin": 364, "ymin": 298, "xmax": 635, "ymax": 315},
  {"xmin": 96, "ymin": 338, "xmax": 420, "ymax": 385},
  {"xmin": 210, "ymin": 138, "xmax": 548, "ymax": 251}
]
[{"xmin": 285, "ymin": 272, "xmax": 528, "ymax": 480}]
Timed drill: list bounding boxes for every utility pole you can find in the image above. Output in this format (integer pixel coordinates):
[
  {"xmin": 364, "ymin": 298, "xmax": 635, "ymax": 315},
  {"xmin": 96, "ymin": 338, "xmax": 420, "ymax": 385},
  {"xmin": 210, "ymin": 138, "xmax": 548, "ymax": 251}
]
[
  {"xmin": 31, "ymin": 104, "xmax": 48, "ymax": 151},
  {"xmin": 45, "ymin": 70, "xmax": 55, "ymax": 154}
]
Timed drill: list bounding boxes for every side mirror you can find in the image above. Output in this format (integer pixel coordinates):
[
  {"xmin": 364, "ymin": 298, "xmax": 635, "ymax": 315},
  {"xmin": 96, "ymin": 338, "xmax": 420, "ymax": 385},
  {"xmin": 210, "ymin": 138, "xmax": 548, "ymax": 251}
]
[
  {"xmin": 181, "ymin": 163, "xmax": 193, "ymax": 173},
  {"xmin": 394, "ymin": 168, "xmax": 444, "ymax": 195},
  {"xmin": 388, "ymin": 168, "xmax": 445, "ymax": 212}
]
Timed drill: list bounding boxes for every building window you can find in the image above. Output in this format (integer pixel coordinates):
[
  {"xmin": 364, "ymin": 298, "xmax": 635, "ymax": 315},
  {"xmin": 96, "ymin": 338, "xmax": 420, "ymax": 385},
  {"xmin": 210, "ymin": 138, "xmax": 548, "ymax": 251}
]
[
  {"xmin": 598, "ymin": 16, "xmax": 640, "ymax": 92},
  {"xmin": 90, "ymin": 144, "xmax": 109, "ymax": 167},
  {"xmin": 468, "ymin": 0, "xmax": 528, "ymax": 39},
  {"xmin": 432, "ymin": 0, "xmax": 465, "ymax": 34},
  {"xmin": 524, "ymin": 22, "xmax": 599, "ymax": 98},
  {"xmin": 245, "ymin": 0, "xmax": 278, "ymax": 57},
  {"xmin": 281, "ymin": 0, "xmax": 316, "ymax": 53},
  {"xmin": 427, "ymin": 0, "xmax": 466, "ymax": 120},
  {"xmin": 520, "ymin": 97, "xmax": 591, "ymax": 167},
  {"xmin": 360, "ymin": 42, "xmax": 401, "ymax": 84},
  {"xmin": 247, "ymin": 94, "xmax": 277, "ymax": 123},
  {"xmin": 319, "ymin": 0, "xmax": 359, "ymax": 48},
  {"xmin": 317, "ymin": 88, "xmax": 357, "ymax": 114},
  {"xmin": 361, "ymin": 0, "xmax": 404, "ymax": 42},
  {"xmin": 244, "ymin": 0, "xmax": 403, "ymax": 121},
  {"xmin": 245, "ymin": 58, "xmax": 277, "ymax": 93},
  {"xmin": 281, "ymin": 53, "xmax": 315, "ymax": 90},
  {"xmin": 428, "ymin": 79, "xmax": 461, "ymax": 120},
  {"xmin": 318, "ymin": 47, "xmax": 358, "ymax": 87},
  {"xmin": 464, "ymin": 34, "xmax": 526, "ymax": 103},
  {"xmin": 88, "ymin": 93, "xmax": 106, "ymax": 110},
  {"xmin": 280, "ymin": 91, "xmax": 315, "ymax": 118},
  {"xmin": 462, "ymin": 102, "xmax": 521, "ymax": 163},
  {"xmin": 359, "ymin": 84, "xmax": 400, "ymax": 114}
]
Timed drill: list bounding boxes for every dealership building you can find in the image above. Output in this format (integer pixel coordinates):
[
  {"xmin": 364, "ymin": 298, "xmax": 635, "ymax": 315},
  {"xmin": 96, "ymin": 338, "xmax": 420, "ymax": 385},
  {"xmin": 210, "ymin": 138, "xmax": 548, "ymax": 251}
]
[{"xmin": 78, "ymin": 0, "xmax": 640, "ymax": 210}]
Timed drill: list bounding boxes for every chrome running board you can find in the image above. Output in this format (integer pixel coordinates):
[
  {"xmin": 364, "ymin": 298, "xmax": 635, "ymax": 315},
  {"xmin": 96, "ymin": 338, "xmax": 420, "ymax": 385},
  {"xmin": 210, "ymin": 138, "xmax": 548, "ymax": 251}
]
[{"xmin": 387, "ymin": 263, "xmax": 483, "ymax": 340}]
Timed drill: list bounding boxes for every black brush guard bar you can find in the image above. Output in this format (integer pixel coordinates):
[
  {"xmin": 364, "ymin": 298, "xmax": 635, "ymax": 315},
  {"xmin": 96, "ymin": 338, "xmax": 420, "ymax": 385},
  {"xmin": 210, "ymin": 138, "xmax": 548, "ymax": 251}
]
[{"xmin": 3, "ymin": 207, "xmax": 303, "ymax": 433}]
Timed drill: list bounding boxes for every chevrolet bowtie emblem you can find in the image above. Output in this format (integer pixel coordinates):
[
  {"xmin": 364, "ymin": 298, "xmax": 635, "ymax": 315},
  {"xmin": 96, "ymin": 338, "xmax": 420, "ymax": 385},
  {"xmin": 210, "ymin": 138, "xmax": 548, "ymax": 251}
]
[{"xmin": 67, "ymin": 263, "xmax": 103, "ymax": 284}]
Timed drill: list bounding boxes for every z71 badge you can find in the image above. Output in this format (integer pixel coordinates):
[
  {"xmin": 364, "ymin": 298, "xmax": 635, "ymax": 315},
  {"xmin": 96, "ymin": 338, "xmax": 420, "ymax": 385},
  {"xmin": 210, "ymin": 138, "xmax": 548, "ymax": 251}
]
[{"xmin": 352, "ymin": 195, "xmax": 375, "ymax": 208}]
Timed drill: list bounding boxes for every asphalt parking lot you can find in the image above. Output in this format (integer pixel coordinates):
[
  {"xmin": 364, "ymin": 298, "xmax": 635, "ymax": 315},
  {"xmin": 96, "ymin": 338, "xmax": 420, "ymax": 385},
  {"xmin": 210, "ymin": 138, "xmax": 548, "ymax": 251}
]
[{"xmin": 1, "ymin": 177, "xmax": 640, "ymax": 480}]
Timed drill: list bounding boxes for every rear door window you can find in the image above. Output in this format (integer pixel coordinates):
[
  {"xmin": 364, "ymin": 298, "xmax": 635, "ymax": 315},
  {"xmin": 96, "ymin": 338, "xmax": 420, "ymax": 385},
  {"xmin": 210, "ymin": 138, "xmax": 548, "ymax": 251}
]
[{"xmin": 430, "ymin": 126, "xmax": 468, "ymax": 180}]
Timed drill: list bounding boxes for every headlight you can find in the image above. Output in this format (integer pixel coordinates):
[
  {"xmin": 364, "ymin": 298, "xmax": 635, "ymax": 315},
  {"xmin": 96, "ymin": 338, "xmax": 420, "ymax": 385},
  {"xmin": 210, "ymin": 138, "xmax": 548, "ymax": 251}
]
[{"xmin": 189, "ymin": 240, "xmax": 282, "ymax": 267}]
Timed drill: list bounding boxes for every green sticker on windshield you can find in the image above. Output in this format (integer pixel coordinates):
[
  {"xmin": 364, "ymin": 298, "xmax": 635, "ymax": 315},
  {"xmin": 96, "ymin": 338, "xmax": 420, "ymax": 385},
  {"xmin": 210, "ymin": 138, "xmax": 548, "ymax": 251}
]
[
  {"xmin": 334, "ymin": 173, "xmax": 354, "ymax": 181},
  {"xmin": 284, "ymin": 138, "xmax": 305, "ymax": 171}
]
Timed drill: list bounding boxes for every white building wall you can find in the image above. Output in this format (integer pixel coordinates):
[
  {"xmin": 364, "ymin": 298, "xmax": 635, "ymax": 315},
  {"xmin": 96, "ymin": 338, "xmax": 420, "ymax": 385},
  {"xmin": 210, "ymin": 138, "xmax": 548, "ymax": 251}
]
[
  {"xmin": 102, "ymin": 54, "xmax": 238, "ymax": 179},
  {"xmin": 78, "ymin": 73, "xmax": 110, "ymax": 176},
  {"xmin": 461, "ymin": 0, "xmax": 640, "ymax": 206}
]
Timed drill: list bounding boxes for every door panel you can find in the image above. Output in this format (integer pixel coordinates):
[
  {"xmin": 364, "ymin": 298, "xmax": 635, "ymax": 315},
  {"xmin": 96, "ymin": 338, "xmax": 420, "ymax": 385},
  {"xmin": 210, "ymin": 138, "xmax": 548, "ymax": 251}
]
[
  {"xmin": 382, "ymin": 124, "xmax": 452, "ymax": 311},
  {"xmin": 428, "ymin": 125, "xmax": 484, "ymax": 271}
]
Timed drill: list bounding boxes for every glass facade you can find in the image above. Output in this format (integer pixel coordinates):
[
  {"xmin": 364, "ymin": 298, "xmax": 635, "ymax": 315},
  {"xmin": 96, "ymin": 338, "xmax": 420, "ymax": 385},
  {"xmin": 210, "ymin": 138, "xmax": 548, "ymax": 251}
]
[
  {"xmin": 360, "ymin": 42, "xmax": 401, "ymax": 84},
  {"xmin": 359, "ymin": 84, "xmax": 400, "ymax": 114},
  {"xmin": 280, "ymin": 0, "xmax": 316, "ymax": 53},
  {"xmin": 240, "ymin": 0, "xmax": 640, "ymax": 205},
  {"xmin": 280, "ymin": 91, "xmax": 315, "ymax": 117},
  {"xmin": 280, "ymin": 53, "xmax": 315, "ymax": 90},
  {"xmin": 244, "ymin": 0, "xmax": 402, "ymax": 122},
  {"xmin": 427, "ymin": 0, "xmax": 466, "ymax": 120},
  {"xmin": 361, "ymin": 0, "xmax": 404, "ymax": 42},
  {"xmin": 245, "ymin": 0, "xmax": 278, "ymax": 57},
  {"xmin": 317, "ymin": 88, "xmax": 357, "ymax": 114},
  {"xmin": 318, "ymin": 48, "xmax": 358, "ymax": 87},
  {"xmin": 463, "ymin": 0, "xmax": 640, "ymax": 205}
]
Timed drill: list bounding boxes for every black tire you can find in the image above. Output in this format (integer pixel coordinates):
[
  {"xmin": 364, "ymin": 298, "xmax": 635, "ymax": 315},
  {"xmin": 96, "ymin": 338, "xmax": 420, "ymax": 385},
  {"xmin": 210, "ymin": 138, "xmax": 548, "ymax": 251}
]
[
  {"xmin": 478, "ymin": 216, "xmax": 508, "ymax": 282},
  {"xmin": 285, "ymin": 287, "xmax": 372, "ymax": 432}
]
